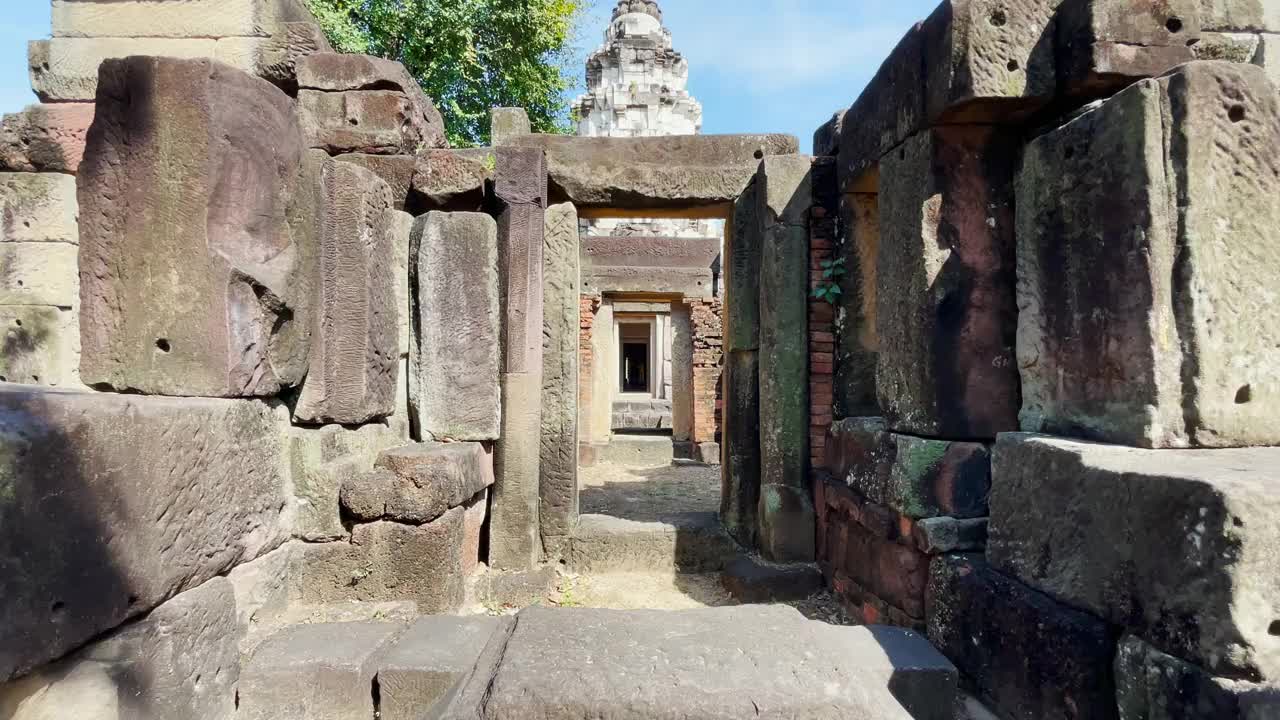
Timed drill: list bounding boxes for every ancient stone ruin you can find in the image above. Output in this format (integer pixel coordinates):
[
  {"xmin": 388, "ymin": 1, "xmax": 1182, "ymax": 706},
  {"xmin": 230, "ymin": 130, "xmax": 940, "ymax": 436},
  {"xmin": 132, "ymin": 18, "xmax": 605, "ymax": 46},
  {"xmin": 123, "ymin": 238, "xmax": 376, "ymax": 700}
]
[{"xmin": 1, "ymin": 0, "xmax": 1279, "ymax": 718}]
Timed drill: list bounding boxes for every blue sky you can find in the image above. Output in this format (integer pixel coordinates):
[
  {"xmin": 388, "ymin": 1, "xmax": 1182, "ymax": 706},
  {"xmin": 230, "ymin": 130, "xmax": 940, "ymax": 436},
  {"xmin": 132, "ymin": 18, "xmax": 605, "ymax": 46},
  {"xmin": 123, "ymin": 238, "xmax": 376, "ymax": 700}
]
[{"xmin": 0, "ymin": 0, "xmax": 941, "ymax": 152}]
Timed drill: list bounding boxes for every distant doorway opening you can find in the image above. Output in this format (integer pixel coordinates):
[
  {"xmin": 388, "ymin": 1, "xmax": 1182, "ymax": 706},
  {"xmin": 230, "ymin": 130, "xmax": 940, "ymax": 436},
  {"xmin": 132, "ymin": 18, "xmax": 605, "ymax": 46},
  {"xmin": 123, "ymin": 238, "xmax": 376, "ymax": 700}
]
[{"xmin": 619, "ymin": 321, "xmax": 652, "ymax": 394}]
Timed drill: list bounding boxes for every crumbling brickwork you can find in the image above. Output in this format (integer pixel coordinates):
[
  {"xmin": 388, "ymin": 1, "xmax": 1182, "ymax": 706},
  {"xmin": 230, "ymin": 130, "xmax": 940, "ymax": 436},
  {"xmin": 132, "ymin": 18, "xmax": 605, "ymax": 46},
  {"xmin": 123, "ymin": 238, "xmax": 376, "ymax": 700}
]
[{"xmin": 688, "ymin": 297, "xmax": 723, "ymax": 445}]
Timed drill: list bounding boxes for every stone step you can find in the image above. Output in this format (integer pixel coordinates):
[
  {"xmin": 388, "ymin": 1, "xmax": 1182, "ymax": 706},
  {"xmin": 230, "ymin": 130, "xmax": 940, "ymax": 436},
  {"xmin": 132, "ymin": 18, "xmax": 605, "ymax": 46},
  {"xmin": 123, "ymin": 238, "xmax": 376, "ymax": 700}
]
[
  {"xmin": 598, "ymin": 434, "xmax": 674, "ymax": 467},
  {"xmin": 239, "ymin": 606, "xmax": 957, "ymax": 720},
  {"xmin": 720, "ymin": 554, "xmax": 824, "ymax": 603},
  {"xmin": 567, "ymin": 512, "xmax": 739, "ymax": 573}
]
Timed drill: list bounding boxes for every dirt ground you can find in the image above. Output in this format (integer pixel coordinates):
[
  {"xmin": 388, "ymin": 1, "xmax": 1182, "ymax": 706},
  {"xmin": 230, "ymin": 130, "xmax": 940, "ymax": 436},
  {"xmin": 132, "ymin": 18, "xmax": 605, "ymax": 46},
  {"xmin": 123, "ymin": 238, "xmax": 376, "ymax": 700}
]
[{"xmin": 578, "ymin": 461, "xmax": 721, "ymax": 519}]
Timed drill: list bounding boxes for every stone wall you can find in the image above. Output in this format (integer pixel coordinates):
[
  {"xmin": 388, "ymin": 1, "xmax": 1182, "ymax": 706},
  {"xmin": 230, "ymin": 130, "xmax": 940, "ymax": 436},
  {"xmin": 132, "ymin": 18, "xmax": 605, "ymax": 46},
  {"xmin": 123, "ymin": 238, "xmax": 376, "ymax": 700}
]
[{"xmin": 818, "ymin": 2, "xmax": 1280, "ymax": 718}]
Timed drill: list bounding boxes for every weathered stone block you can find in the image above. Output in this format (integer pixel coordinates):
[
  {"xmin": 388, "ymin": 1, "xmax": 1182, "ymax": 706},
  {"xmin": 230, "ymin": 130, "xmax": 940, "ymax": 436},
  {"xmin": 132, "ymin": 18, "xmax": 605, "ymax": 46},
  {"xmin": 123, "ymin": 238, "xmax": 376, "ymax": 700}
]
[
  {"xmin": 0, "ymin": 103, "xmax": 94, "ymax": 174},
  {"xmin": 927, "ymin": 554, "xmax": 1120, "ymax": 720},
  {"xmin": 725, "ymin": 178, "xmax": 761, "ymax": 353},
  {"xmin": 0, "ymin": 242, "xmax": 78, "ymax": 307},
  {"xmin": 1057, "ymin": 0, "xmax": 1202, "ymax": 95},
  {"xmin": 79, "ymin": 56, "xmax": 312, "ymax": 397},
  {"xmin": 491, "ymin": 107, "xmax": 531, "ymax": 145},
  {"xmin": 294, "ymin": 157, "xmax": 397, "ymax": 425},
  {"xmin": 913, "ymin": 516, "xmax": 988, "ymax": 554},
  {"xmin": 823, "ymin": 417, "xmax": 887, "ymax": 481},
  {"xmin": 410, "ymin": 149, "xmax": 491, "ymax": 210},
  {"xmin": 291, "ymin": 454, "xmax": 361, "ymax": 542},
  {"xmin": 1017, "ymin": 61, "xmax": 1280, "ymax": 447},
  {"xmin": 238, "ymin": 622, "xmax": 401, "ymax": 720},
  {"xmin": 341, "ymin": 442, "xmax": 493, "ymax": 524},
  {"xmin": 850, "ymin": 433, "xmax": 992, "ymax": 520},
  {"xmin": 299, "ymin": 90, "xmax": 428, "ymax": 155},
  {"xmin": 0, "ymin": 306, "xmax": 80, "ymax": 387},
  {"xmin": 921, "ymin": 0, "xmax": 1058, "ymax": 123},
  {"xmin": 377, "ymin": 616, "xmax": 508, "ymax": 720},
  {"xmin": 877, "ymin": 125, "xmax": 1019, "ymax": 439},
  {"xmin": 481, "ymin": 606, "xmax": 955, "ymax": 720},
  {"xmin": 227, "ymin": 543, "xmax": 299, "ymax": 644},
  {"xmin": 29, "ymin": 38, "xmax": 220, "ymax": 102},
  {"xmin": 0, "ymin": 173, "xmax": 77, "ymax": 244},
  {"xmin": 410, "ymin": 211, "xmax": 501, "ymax": 441},
  {"xmin": 837, "ymin": 24, "xmax": 926, "ymax": 190},
  {"xmin": 51, "ymin": 0, "xmax": 314, "ymax": 39},
  {"xmin": 1261, "ymin": 33, "xmax": 1280, "ymax": 87},
  {"xmin": 0, "ymin": 577, "xmax": 240, "ymax": 720},
  {"xmin": 462, "ymin": 490, "xmax": 487, "ymax": 577},
  {"xmin": 492, "ymin": 371, "xmax": 543, "ymax": 571},
  {"xmin": 503, "ymin": 133, "xmax": 798, "ymax": 209},
  {"xmin": 298, "ymin": 53, "xmax": 446, "ymax": 150},
  {"xmin": 0, "ymin": 386, "xmax": 286, "ymax": 681},
  {"xmin": 380, "ymin": 209, "xmax": 413, "ymax": 357},
  {"xmin": 756, "ymin": 156, "xmax": 812, "ymax": 562},
  {"xmin": 541, "ymin": 202, "xmax": 579, "ymax": 543},
  {"xmin": 290, "ymin": 509, "xmax": 466, "ymax": 612},
  {"xmin": 721, "ymin": 349, "xmax": 760, "ymax": 547},
  {"xmin": 1115, "ymin": 635, "xmax": 1280, "ymax": 719},
  {"xmin": 989, "ymin": 433, "xmax": 1280, "ymax": 681},
  {"xmin": 1193, "ymin": 31, "xmax": 1263, "ymax": 63},
  {"xmin": 213, "ymin": 22, "xmax": 334, "ymax": 89},
  {"xmin": 338, "ymin": 153, "xmax": 416, "ymax": 210},
  {"xmin": 835, "ymin": 191, "xmax": 880, "ymax": 417}
]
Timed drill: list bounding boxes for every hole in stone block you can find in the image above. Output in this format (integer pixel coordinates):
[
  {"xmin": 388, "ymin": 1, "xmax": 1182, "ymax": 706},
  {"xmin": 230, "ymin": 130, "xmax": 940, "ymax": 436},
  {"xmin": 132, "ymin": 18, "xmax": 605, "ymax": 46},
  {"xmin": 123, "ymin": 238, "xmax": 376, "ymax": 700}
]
[
  {"xmin": 22, "ymin": 220, "xmax": 30, "ymax": 228},
  {"xmin": 1065, "ymin": 146, "xmax": 1075, "ymax": 159},
  {"xmin": 1233, "ymin": 516, "xmax": 1245, "ymax": 528},
  {"xmin": 31, "ymin": 375, "xmax": 39, "ymax": 383},
  {"xmin": 1166, "ymin": 17, "xmax": 1183, "ymax": 33},
  {"xmin": 127, "ymin": 594, "xmax": 140, "ymax": 607},
  {"xmin": 156, "ymin": 338, "xmax": 171, "ymax": 353},
  {"xmin": 13, "ymin": 319, "xmax": 21, "ymax": 328},
  {"xmin": 989, "ymin": 9, "xmax": 1007, "ymax": 26},
  {"xmin": 1007, "ymin": 59, "xmax": 1020, "ymax": 71},
  {"xmin": 1229, "ymin": 105, "xmax": 1246, "ymax": 123},
  {"xmin": 51, "ymin": 601, "xmax": 65, "ymax": 614},
  {"xmin": 1270, "ymin": 620, "xmax": 1280, "ymax": 636},
  {"xmin": 0, "ymin": 376, "xmax": 7, "ymax": 382},
  {"xmin": 1235, "ymin": 385, "xmax": 1253, "ymax": 404},
  {"xmin": 753, "ymin": 149, "xmax": 764, "ymax": 160},
  {"xmin": 348, "ymin": 118, "xmax": 359, "ymax": 126},
  {"xmin": 15, "ymin": 280, "xmax": 23, "ymax": 288}
]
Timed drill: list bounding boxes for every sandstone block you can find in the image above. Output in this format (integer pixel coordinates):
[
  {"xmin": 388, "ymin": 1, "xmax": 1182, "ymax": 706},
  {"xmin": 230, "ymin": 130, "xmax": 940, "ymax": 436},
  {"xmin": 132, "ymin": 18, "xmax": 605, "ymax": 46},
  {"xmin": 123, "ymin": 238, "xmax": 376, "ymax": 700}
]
[
  {"xmin": 813, "ymin": 111, "xmax": 843, "ymax": 157},
  {"xmin": 725, "ymin": 178, "xmax": 761, "ymax": 353},
  {"xmin": 226, "ymin": 543, "xmax": 299, "ymax": 644},
  {"xmin": 338, "ymin": 153, "xmax": 417, "ymax": 210},
  {"xmin": 1017, "ymin": 62, "xmax": 1280, "ymax": 447},
  {"xmin": 51, "ymin": 0, "xmax": 314, "ymax": 39},
  {"xmin": 480, "ymin": 606, "xmax": 954, "ymax": 720},
  {"xmin": 294, "ymin": 157, "xmax": 398, "ymax": 425},
  {"xmin": 989, "ymin": 433, "xmax": 1280, "ymax": 681},
  {"xmin": 540, "ymin": 202, "xmax": 580, "ymax": 543},
  {"xmin": 28, "ymin": 38, "xmax": 225, "ymax": 102},
  {"xmin": 410, "ymin": 211, "xmax": 501, "ymax": 441},
  {"xmin": 341, "ymin": 442, "xmax": 494, "ymax": 524},
  {"xmin": 0, "ymin": 578, "xmax": 240, "ymax": 720},
  {"xmin": 1261, "ymin": 34, "xmax": 1280, "ymax": 87},
  {"xmin": 927, "ymin": 554, "xmax": 1119, "ymax": 720},
  {"xmin": 851, "ymin": 433, "xmax": 992, "ymax": 520},
  {"xmin": 238, "ymin": 622, "xmax": 402, "ymax": 720},
  {"xmin": 381, "ymin": 209, "xmax": 413, "ymax": 357},
  {"xmin": 1201, "ymin": 0, "xmax": 1280, "ymax": 31},
  {"xmin": 462, "ymin": 490, "xmax": 488, "ymax": 577},
  {"xmin": 822, "ymin": 417, "xmax": 887, "ymax": 482},
  {"xmin": 299, "ymin": 89, "xmax": 430, "ymax": 156},
  {"xmin": 290, "ymin": 509, "xmax": 466, "ymax": 612},
  {"xmin": 0, "ymin": 386, "xmax": 286, "ymax": 681},
  {"xmin": 298, "ymin": 53, "xmax": 446, "ymax": 149},
  {"xmin": 877, "ymin": 125, "xmax": 1019, "ymax": 439},
  {"xmin": 0, "ymin": 173, "xmax": 78, "ymax": 244},
  {"xmin": 913, "ymin": 516, "xmax": 988, "ymax": 554},
  {"xmin": 503, "ymin": 133, "xmax": 798, "ymax": 209},
  {"xmin": 410, "ymin": 149, "xmax": 491, "ymax": 210},
  {"xmin": 721, "ymin": 349, "xmax": 761, "ymax": 547},
  {"xmin": 0, "ymin": 103, "xmax": 94, "ymax": 174},
  {"xmin": 213, "ymin": 23, "xmax": 333, "ymax": 90},
  {"xmin": 492, "ymin": 372, "xmax": 543, "ymax": 571},
  {"xmin": 1193, "ymin": 31, "xmax": 1263, "ymax": 63},
  {"xmin": 835, "ymin": 192, "xmax": 880, "ymax": 417},
  {"xmin": 491, "ymin": 107, "xmax": 531, "ymax": 145},
  {"xmin": 286, "ymin": 422, "xmax": 407, "ymax": 541},
  {"xmin": 1057, "ymin": 0, "xmax": 1203, "ymax": 95},
  {"xmin": 79, "ymin": 57, "xmax": 312, "ymax": 397},
  {"xmin": 0, "ymin": 242, "xmax": 78, "ymax": 307},
  {"xmin": 757, "ymin": 156, "xmax": 812, "ymax": 562},
  {"xmin": 0, "ymin": 306, "xmax": 80, "ymax": 387},
  {"xmin": 837, "ymin": 25, "xmax": 926, "ymax": 189},
  {"xmin": 377, "ymin": 615, "xmax": 508, "ymax": 720},
  {"xmin": 1115, "ymin": 635, "xmax": 1280, "ymax": 719}
]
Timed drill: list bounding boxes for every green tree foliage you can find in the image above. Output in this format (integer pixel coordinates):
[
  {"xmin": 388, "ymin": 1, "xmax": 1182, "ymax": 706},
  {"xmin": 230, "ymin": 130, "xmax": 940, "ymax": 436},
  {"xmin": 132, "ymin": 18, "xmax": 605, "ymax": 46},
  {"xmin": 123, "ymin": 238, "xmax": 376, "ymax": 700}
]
[{"xmin": 304, "ymin": 0, "xmax": 584, "ymax": 147}]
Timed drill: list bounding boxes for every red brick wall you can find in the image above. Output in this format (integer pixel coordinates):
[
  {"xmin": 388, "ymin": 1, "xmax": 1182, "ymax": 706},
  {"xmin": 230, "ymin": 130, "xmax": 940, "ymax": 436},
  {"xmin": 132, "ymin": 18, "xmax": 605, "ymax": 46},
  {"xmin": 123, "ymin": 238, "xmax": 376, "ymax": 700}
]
[
  {"xmin": 808, "ymin": 180, "xmax": 838, "ymax": 470},
  {"xmin": 578, "ymin": 293, "xmax": 601, "ymax": 436},
  {"xmin": 689, "ymin": 297, "xmax": 723, "ymax": 444}
]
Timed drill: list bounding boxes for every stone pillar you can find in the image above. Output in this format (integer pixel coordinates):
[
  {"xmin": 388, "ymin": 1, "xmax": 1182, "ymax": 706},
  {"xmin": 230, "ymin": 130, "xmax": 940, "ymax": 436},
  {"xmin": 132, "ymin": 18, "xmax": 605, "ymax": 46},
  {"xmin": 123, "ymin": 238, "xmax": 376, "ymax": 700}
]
[
  {"xmin": 877, "ymin": 125, "xmax": 1019, "ymax": 439},
  {"xmin": 671, "ymin": 304, "xmax": 693, "ymax": 443},
  {"xmin": 491, "ymin": 108, "xmax": 531, "ymax": 146},
  {"xmin": 757, "ymin": 155, "xmax": 814, "ymax": 562},
  {"xmin": 721, "ymin": 177, "xmax": 762, "ymax": 545},
  {"xmin": 540, "ymin": 202, "xmax": 580, "ymax": 553},
  {"xmin": 490, "ymin": 146, "xmax": 547, "ymax": 570}
]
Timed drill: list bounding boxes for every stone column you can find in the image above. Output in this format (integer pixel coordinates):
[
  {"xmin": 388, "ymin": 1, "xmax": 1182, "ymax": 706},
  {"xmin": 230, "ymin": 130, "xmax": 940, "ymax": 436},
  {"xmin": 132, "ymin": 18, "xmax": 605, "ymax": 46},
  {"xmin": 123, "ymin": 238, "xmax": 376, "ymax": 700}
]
[
  {"xmin": 540, "ymin": 202, "xmax": 580, "ymax": 554},
  {"xmin": 756, "ymin": 155, "xmax": 814, "ymax": 563},
  {"xmin": 721, "ymin": 177, "xmax": 762, "ymax": 546},
  {"xmin": 490, "ymin": 146, "xmax": 547, "ymax": 570}
]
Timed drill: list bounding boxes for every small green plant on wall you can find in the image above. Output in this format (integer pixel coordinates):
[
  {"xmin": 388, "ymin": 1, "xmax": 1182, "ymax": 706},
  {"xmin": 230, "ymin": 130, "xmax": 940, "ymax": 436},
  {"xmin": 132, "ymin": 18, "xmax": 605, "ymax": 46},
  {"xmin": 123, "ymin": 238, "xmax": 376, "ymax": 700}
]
[{"xmin": 812, "ymin": 257, "xmax": 846, "ymax": 305}]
